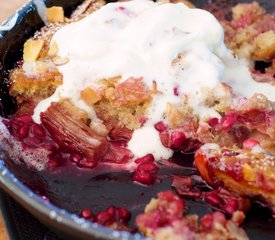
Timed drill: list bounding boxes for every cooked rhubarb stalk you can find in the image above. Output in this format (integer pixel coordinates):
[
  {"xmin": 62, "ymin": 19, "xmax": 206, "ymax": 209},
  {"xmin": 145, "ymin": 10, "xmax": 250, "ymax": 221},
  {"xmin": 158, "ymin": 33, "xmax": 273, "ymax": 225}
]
[
  {"xmin": 195, "ymin": 142, "xmax": 275, "ymax": 211},
  {"xmin": 136, "ymin": 191, "xmax": 248, "ymax": 240},
  {"xmin": 41, "ymin": 99, "xmax": 107, "ymax": 161}
]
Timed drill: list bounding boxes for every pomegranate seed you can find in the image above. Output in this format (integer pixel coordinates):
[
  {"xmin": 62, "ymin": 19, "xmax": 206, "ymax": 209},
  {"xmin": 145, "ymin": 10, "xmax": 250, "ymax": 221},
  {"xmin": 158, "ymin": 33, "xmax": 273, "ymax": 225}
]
[
  {"xmin": 159, "ymin": 131, "xmax": 170, "ymax": 148},
  {"xmin": 48, "ymin": 152, "xmax": 64, "ymax": 169},
  {"xmin": 154, "ymin": 121, "xmax": 167, "ymax": 132},
  {"xmin": 48, "ymin": 159, "xmax": 60, "ymax": 169},
  {"xmin": 204, "ymin": 193, "xmax": 222, "ymax": 207},
  {"xmin": 208, "ymin": 118, "xmax": 219, "ymax": 127},
  {"xmin": 133, "ymin": 171, "xmax": 155, "ymax": 185},
  {"xmin": 221, "ymin": 113, "xmax": 237, "ymax": 131},
  {"xmin": 223, "ymin": 199, "xmax": 238, "ymax": 215},
  {"xmin": 135, "ymin": 154, "xmax": 155, "ymax": 164},
  {"xmin": 96, "ymin": 211, "xmax": 114, "ymax": 225},
  {"xmin": 106, "ymin": 206, "xmax": 116, "ymax": 218},
  {"xmin": 117, "ymin": 208, "xmax": 131, "ymax": 223},
  {"xmin": 243, "ymin": 138, "xmax": 259, "ymax": 149},
  {"xmin": 137, "ymin": 162, "xmax": 158, "ymax": 172},
  {"xmin": 171, "ymin": 130, "xmax": 186, "ymax": 149},
  {"xmin": 139, "ymin": 117, "xmax": 147, "ymax": 126},
  {"xmin": 200, "ymin": 214, "xmax": 213, "ymax": 231},
  {"xmin": 173, "ymin": 87, "xmax": 179, "ymax": 96},
  {"xmin": 14, "ymin": 115, "xmax": 32, "ymax": 123},
  {"xmin": 80, "ymin": 209, "xmax": 94, "ymax": 219},
  {"xmin": 70, "ymin": 153, "xmax": 83, "ymax": 163},
  {"xmin": 77, "ymin": 158, "xmax": 97, "ymax": 169},
  {"xmin": 18, "ymin": 123, "xmax": 29, "ymax": 138},
  {"xmin": 32, "ymin": 124, "xmax": 46, "ymax": 137}
]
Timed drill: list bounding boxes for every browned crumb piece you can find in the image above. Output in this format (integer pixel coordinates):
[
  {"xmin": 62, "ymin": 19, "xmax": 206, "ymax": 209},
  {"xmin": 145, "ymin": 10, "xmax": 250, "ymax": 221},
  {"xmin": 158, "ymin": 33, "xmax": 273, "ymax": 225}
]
[
  {"xmin": 95, "ymin": 100, "xmax": 148, "ymax": 130},
  {"xmin": 195, "ymin": 143, "xmax": 275, "ymax": 211},
  {"xmin": 9, "ymin": 66, "xmax": 62, "ymax": 103},
  {"xmin": 136, "ymin": 191, "xmax": 248, "ymax": 240},
  {"xmin": 252, "ymin": 31, "xmax": 275, "ymax": 61},
  {"xmin": 8, "ymin": 0, "xmax": 108, "ymax": 105},
  {"xmin": 197, "ymin": 94, "xmax": 275, "ymax": 154},
  {"xmin": 222, "ymin": 2, "xmax": 275, "ymax": 62},
  {"xmin": 94, "ymin": 77, "xmax": 152, "ymax": 130}
]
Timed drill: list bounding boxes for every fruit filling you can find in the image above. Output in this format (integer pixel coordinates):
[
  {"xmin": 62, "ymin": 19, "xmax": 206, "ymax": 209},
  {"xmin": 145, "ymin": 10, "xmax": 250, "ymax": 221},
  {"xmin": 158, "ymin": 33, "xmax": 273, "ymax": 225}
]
[{"xmin": 0, "ymin": 0, "xmax": 274, "ymax": 239}]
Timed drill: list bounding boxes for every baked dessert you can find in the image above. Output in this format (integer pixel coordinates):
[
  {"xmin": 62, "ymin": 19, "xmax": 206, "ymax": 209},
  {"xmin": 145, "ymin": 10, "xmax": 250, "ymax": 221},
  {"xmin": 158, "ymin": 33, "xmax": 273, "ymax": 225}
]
[{"xmin": 0, "ymin": 0, "xmax": 274, "ymax": 239}]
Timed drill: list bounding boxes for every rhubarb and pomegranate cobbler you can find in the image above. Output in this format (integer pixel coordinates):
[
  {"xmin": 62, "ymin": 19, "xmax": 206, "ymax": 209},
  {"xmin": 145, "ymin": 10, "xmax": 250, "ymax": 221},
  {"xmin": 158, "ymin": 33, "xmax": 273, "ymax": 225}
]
[{"xmin": 1, "ymin": 0, "xmax": 275, "ymax": 239}]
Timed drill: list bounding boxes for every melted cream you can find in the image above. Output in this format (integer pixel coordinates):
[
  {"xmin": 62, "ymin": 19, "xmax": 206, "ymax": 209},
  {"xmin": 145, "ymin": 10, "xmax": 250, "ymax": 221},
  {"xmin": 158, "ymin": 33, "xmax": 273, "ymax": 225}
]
[
  {"xmin": 32, "ymin": 0, "xmax": 275, "ymax": 160},
  {"xmin": 128, "ymin": 127, "xmax": 173, "ymax": 159}
]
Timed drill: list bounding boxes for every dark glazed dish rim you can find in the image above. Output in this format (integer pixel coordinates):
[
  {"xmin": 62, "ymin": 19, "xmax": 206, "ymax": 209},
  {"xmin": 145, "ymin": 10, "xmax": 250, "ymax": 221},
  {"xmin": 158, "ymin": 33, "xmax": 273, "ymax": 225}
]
[{"xmin": 0, "ymin": 0, "xmax": 274, "ymax": 240}]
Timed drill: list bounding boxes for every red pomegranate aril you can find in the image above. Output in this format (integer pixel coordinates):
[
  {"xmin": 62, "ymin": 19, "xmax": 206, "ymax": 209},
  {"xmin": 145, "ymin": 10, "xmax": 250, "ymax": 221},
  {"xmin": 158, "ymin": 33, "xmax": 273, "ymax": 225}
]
[
  {"xmin": 200, "ymin": 214, "xmax": 213, "ymax": 231},
  {"xmin": 106, "ymin": 206, "xmax": 116, "ymax": 218},
  {"xmin": 243, "ymin": 138, "xmax": 259, "ymax": 149},
  {"xmin": 223, "ymin": 199, "xmax": 238, "ymax": 215},
  {"xmin": 48, "ymin": 159, "xmax": 60, "ymax": 169},
  {"xmin": 208, "ymin": 118, "xmax": 219, "ymax": 127},
  {"xmin": 48, "ymin": 152, "xmax": 64, "ymax": 169},
  {"xmin": 32, "ymin": 123, "xmax": 46, "ymax": 137},
  {"xmin": 18, "ymin": 123, "xmax": 29, "ymax": 138},
  {"xmin": 173, "ymin": 87, "xmax": 179, "ymax": 96},
  {"xmin": 133, "ymin": 171, "xmax": 155, "ymax": 185},
  {"xmin": 117, "ymin": 208, "xmax": 131, "ymax": 223},
  {"xmin": 14, "ymin": 115, "xmax": 33, "ymax": 124},
  {"xmin": 70, "ymin": 152, "xmax": 83, "ymax": 163},
  {"xmin": 160, "ymin": 131, "xmax": 170, "ymax": 148},
  {"xmin": 154, "ymin": 121, "xmax": 167, "ymax": 132},
  {"xmin": 96, "ymin": 211, "xmax": 114, "ymax": 225},
  {"xmin": 137, "ymin": 162, "xmax": 158, "ymax": 173},
  {"xmin": 221, "ymin": 113, "xmax": 238, "ymax": 131},
  {"xmin": 77, "ymin": 158, "xmax": 97, "ymax": 169},
  {"xmin": 135, "ymin": 154, "xmax": 155, "ymax": 164},
  {"xmin": 204, "ymin": 193, "xmax": 223, "ymax": 207},
  {"xmin": 171, "ymin": 130, "xmax": 186, "ymax": 149},
  {"xmin": 139, "ymin": 117, "xmax": 147, "ymax": 126},
  {"xmin": 80, "ymin": 209, "xmax": 94, "ymax": 219}
]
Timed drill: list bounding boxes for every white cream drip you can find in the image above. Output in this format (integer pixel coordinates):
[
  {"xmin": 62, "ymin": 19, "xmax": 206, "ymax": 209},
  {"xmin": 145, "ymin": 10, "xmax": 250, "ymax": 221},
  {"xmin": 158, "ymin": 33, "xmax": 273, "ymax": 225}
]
[{"xmin": 31, "ymin": 0, "xmax": 275, "ymax": 160}]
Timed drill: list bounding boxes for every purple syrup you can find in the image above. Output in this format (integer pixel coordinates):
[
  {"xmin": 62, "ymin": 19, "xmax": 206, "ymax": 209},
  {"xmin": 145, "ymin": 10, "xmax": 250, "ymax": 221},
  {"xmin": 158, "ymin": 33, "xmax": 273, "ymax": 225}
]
[{"xmin": 3, "ymin": 151, "xmax": 275, "ymax": 239}]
